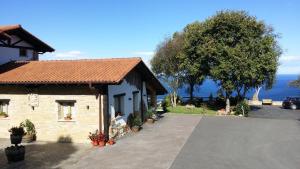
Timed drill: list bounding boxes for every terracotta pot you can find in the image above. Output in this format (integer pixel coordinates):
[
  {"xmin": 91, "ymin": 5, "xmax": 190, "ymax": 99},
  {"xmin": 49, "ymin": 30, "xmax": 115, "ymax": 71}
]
[
  {"xmin": 22, "ymin": 134, "xmax": 34, "ymax": 143},
  {"xmin": 131, "ymin": 126, "xmax": 140, "ymax": 132},
  {"xmin": 98, "ymin": 141, "xmax": 105, "ymax": 147},
  {"xmin": 91, "ymin": 140, "xmax": 98, "ymax": 146},
  {"xmin": 146, "ymin": 118, "xmax": 155, "ymax": 124},
  {"xmin": 64, "ymin": 117, "xmax": 72, "ymax": 120},
  {"xmin": 0, "ymin": 115, "xmax": 8, "ymax": 118},
  {"xmin": 107, "ymin": 139, "xmax": 115, "ymax": 145}
]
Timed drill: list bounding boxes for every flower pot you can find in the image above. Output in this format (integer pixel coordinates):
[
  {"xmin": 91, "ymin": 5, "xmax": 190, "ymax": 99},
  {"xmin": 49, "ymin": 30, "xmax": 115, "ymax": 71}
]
[
  {"xmin": 107, "ymin": 139, "xmax": 115, "ymax": 145},
  {"xmin": 131, "ymin": 126, "xmax": 140, "ymax": 132},
  {"xmin": 5, "ymin": 146, "xmax": 25, "ymax": 163},
  {"xmin": 64, "ymin": 117, "xmax": 72, "ymax": 120},
  {"xmin": 91, "ymin": 140, "xmax": 99, "ymax": 146},
  {"xmin": 98, "ymin": 141, "xmax": 105, "ymax": 147},
  {"xmin": 0, "ymin": 114, "xmax": 8, "ymax": 118},
  {"xmin": 10, "ymin": 135, "xmax": 22, "ymax": 145},
  {"xmin": 146, "ymin": 118, "xmax": 155, "ymax": 124},
  {"xmin": 22, "ymin": 134, "xmax": 34, "ymax": 143}
]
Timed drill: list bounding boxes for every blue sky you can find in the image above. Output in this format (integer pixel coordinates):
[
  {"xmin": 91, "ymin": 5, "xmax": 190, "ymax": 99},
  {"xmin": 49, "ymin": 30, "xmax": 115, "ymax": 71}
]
[{"xmin": 1, "ymin": 0, "xmax": 300, "ymax": 74}]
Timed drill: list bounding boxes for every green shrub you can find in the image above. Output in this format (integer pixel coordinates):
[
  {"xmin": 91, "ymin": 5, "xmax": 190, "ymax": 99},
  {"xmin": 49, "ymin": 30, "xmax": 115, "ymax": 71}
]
[
  {"xmin": 20, "ymin": 119, "xmax": 36, "ymax": 135},
  {"xmin": 146, "ymin": 108, "xmax": 154, "ymax": 119},
  {"xmin": 132, "ymin": 116, "xmax": 142, "ymax": 126},
  {"xmin": 234, "ymin": 101, "xmax": 250, "ymax": 116}
]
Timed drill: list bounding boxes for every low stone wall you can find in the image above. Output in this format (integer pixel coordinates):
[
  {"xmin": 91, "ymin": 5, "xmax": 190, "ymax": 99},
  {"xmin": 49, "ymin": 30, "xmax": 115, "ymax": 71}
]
[{"xmin": 247, "ymin": 100, "xmax": 283, "ymax": 107}]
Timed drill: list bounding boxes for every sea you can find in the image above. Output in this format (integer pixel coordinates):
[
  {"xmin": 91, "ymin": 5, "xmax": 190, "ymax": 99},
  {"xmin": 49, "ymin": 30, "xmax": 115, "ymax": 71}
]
[{"xmin": 159, "ymin": 74, "xmax": 300, "ymax": 101}]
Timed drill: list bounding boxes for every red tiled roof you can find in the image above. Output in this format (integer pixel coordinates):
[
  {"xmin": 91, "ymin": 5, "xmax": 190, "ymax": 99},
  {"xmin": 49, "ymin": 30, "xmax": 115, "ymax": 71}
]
[
  {"xmin": 0, "ymin": 58, "xmax": 143, "ymax": 84},
  {"xmin": 0, "ymin": 24, "xmax": 54, "ymax": 52}
]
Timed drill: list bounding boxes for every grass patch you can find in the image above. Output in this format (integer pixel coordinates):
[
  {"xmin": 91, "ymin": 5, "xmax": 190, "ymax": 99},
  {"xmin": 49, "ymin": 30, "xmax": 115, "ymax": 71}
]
[{"xmin": 167, "ymin": 105, "xmax": 217, "ymax": 115}]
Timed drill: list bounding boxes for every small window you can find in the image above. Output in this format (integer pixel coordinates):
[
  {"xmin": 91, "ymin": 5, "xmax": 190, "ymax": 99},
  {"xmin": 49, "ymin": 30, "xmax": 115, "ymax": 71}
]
[
  {"xmin": 32, "ymin": 51, "xmax": 38, "ymax": 60},
  {"xmin": 0, "ymin": 100, "xmax": 9, "ymax": 118},
  {"xmin": 19, "ymin": 48, "xmax": 27, "ymax": 57},
  {"xmin": 57, "ymin": 101, "xmax": 76, "ymax": 121},
  {"xmin": 114, "ymin": 94, "xmax": 125, "ymax": 117}
]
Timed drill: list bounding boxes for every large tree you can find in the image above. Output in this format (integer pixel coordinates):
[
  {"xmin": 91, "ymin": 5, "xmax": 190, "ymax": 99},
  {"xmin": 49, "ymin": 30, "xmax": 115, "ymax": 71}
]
[
  {"xmin": 201, "ymin": 11, "xmax": 281, "ymax": 113},
  {"xmin": 151, "ymin": 33, "xmax": 184, "ymax": 107},
  {"xmin": 179, "ymin": 22, "xmax": 210, "ymax": 101}
]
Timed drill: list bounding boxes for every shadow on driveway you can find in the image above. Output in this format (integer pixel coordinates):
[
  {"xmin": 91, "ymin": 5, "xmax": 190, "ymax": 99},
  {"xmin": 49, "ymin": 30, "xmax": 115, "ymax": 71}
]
[{"xmin": 0, "ymin": 141, "xmax": 87, "ymax": 169}]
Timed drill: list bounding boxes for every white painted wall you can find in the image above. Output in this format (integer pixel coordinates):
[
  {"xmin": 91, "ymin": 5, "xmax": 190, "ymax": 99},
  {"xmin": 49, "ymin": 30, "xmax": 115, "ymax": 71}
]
[
  {"xmin": 108, "ymin": 78, "xmax": 148, "ymax": 122},
  {"xmin": 0, "ymin": 35, "xmax": 37, "ymax": 65}
]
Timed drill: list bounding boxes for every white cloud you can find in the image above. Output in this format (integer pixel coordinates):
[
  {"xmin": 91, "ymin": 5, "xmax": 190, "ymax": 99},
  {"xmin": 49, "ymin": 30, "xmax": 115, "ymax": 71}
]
[
  {"xmin": 280, "ymin": 55, "xmax": 300, "ymax": 62},
  {"xmin": 42, "ymin": 50, "xmax": 86, "ymax": 60},
  {"xmin": 278, "ymin": 55, "xmax": 300, "ymax": 74}
]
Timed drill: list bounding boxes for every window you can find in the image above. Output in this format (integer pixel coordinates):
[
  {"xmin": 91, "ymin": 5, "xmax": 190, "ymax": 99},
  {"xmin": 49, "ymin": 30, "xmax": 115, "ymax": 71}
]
[
  {"xmin": 114, "ymin": 94, "xmax": 125, "ymax": 117},
  {"xmin": 0, "ymin": 100, "xmax": 9, "ymax": 118},
  {"xmin": 133, "ymin": 91, "xmax": 139, "ymax": 113},
  {"xmin": 19, "ymin": 48, "xmax": 27, "ymax": 57},
  {"xmin": 32, "ymin": 51, "xmax": 38, "ymax": 60},
  {"xmin": 57, "ymin": 100, "xmax": 76, "ymax": 121}
]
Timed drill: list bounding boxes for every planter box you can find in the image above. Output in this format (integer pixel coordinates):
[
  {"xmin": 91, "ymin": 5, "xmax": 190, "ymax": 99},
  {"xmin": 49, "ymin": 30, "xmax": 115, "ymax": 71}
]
[{"xmin": 5, "ymin": 146, "xmax": 25, "ymax": 163}]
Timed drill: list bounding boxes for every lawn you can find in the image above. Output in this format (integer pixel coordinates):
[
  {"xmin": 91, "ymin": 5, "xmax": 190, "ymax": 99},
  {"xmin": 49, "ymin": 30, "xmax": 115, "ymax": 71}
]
[{"xmin": 167, "ymin": 105, "xmax": 217, "ymax": 115}]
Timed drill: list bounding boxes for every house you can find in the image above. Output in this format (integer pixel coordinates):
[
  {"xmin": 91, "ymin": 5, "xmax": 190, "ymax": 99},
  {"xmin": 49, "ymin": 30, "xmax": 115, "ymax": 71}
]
[
  {"xmin": 0, "ymin": 24, "xmax": 54, "ymax": 64},
  {"xmin": 0, "ymin": 25, "xmax": 166, "ymax": 143},
  {"xmin": 0, "ymin": 58, "xmax": 166, "ymax": 143}
]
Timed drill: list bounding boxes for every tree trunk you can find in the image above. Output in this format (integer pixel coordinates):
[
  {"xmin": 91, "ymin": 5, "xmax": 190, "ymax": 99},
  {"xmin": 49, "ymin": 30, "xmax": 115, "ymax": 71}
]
[
  {"xmin": 252, "ymin": 86, "xmax": 261, "ymax": 101},
  {"xmin": 173, "ymin": 91, "xmax": 177, "ymax": 107},
  {"xmin": 189, "ymin": 83, "xmax": 194, "ymax": 103},
  {"xmin": 225, "ymin": 93, "xmax": 230, "ymax": 114}
]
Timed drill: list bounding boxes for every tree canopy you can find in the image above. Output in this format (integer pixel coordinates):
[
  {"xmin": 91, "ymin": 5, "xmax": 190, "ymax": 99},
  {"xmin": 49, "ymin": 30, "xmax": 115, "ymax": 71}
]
[{"xmin": 151, "ymin": 10, "xmax": 281, "ymax": 111}]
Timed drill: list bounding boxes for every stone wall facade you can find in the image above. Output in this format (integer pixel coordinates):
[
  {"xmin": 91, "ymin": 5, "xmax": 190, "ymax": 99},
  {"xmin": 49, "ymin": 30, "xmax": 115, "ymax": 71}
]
[{"xmin": 0, "ymin": 85, "xmax": 102, "ymax": 143}]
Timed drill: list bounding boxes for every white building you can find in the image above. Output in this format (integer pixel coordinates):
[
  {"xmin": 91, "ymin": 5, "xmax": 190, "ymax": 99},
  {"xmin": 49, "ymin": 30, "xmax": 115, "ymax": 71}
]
[{"xmin": 0, "ymin": 24, "xmax": 54, "ymax": 65}]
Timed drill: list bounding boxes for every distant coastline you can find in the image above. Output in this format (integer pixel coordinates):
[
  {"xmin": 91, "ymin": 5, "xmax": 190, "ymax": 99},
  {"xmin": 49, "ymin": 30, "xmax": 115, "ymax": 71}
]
[{"xmin": 160, "ymin": 74, "xmax": 300, "ymax": 101}]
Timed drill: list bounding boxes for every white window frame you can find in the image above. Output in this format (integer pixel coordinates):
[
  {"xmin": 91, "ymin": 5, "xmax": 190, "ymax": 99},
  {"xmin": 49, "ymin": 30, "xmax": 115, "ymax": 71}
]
[
  {"xmin": 0, "ymin": 99, "xmax": 10, "ymax": 119},
  {"xmin": 56, "ymin": 100, "xmax": 76, "ymax": 122}
]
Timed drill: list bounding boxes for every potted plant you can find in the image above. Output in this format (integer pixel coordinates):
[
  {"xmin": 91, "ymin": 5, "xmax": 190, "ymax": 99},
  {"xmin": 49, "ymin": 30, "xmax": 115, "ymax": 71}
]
[
  {"xmin": 131, "ymin": 117, "xmax": 142, "ymax": 132},
  {"xmin": 64, "ymin": 112, "xmax": 72, "ymax": 120},
  {"xmin": 98, "ymin": 132, "xmax": 106, "ymax": 147},
  {"xmin": 9, "ymin": 127, "xmax": 25, "ymax": 145},
  {"xmin": 0, "ymin": 111, "xmax": 8, "ymax": 118},
  {"xmin": 146, "ymin": 109, "xmax": 155, "ymax": 124},
  {"xmin": 6, "ymin": 126, "xmax": 25, "ymax": 163},
  {"xmin": 20, "ymin": 119, "xmax": 36, "ymax": 143},
  {"xmin": 88, "ymin": 130, "xmax": 99, "ymax": 146},
  {"xmin": 107, "ymin": 138, "xmax": 115, "ymax": 145},
  {"xmin": 5, "ymin": 145, "xmax": 25, "ymax": 162}
]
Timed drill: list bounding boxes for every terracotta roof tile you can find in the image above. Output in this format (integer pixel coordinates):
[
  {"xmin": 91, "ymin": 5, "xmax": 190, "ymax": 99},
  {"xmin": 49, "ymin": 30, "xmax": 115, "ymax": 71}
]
[{"xmin": 0, "ymin": 58, "xmax": 142, "ymax": 84}]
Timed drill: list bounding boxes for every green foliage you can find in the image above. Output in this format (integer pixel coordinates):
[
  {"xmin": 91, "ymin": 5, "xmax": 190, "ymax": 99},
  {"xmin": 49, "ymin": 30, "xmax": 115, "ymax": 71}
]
[
  {"xmin": 132, "ymin": 116, "xmax": 142, "ymax": 127},
  {"xmin": 9, "ymin": 126, "xmax": 25, "ymax": 136},
  {"xmin": 234, "ymin": 101, "xmax": 250, "ymax": 116},
  {"xmin": 20, "ymin": 119, "xmax": 36, "ymax": 135},
  {"xmin": 289, "ymin": 76, "xmax": 300, "ymax": 88},
  {"xmin": 146, "ymin": 108, "xmax": 154, "ymax": 119},
  {"xmin": 167, "ymin": 105, "xmax": 216, "ymax": 115},
  {"xmin": 202, "ymin": 10, "xmax": 281, "ymax": 98}
]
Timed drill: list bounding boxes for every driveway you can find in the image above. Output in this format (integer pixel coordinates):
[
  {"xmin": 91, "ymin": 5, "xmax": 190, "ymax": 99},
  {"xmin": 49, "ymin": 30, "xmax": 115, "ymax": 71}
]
[
  {"xmin": 171, "ymin": 106, "xmax": 300, "ymax": 169},
  {"xmin": 0, "ymin": 114, "xmax": 201, "ymax": 169}
]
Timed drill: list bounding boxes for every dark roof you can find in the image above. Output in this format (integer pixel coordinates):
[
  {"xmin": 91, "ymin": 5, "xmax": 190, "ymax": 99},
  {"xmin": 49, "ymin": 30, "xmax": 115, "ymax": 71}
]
[
  {"xmin": 0, "ymin": 57, "xmax": 167, "ymax": 94},
  {"xmin": 0, "ymin": 24, "xmax": 54, "ymax": 53}
]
